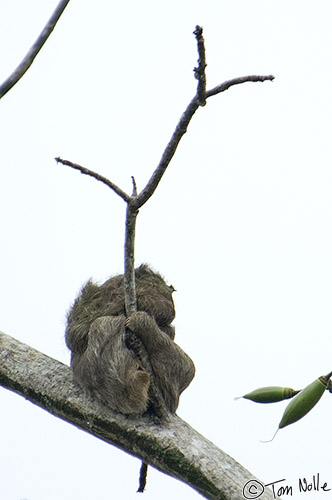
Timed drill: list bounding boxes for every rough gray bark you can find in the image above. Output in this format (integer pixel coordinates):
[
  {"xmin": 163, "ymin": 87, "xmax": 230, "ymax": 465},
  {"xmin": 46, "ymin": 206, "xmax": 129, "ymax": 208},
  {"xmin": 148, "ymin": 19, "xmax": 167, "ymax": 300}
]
[{"xmin": 0, "ymin": 331, "xmax": 279, "ymax": 500}]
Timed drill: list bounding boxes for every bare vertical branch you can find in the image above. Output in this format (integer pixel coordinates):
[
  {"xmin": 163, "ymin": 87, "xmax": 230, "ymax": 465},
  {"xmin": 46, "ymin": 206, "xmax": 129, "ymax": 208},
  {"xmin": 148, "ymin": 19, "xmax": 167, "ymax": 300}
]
[
  {"xmin": 124, "ymin": 203, "xmax": 138, "ymax": 316},
  {"xmin": 123, "ymin": 200, "xmax": 170, "ymax": 421},
  {"xmin": 0, "ymin": 0, "xmax": 71, "ymax": 99},
  {"xmin": 193, "ymin": 25, "xmax": 207, "ymax": 106},
  {"xmin": 131, "ymin": 176, "xmax": 138, "ymax": 196}
]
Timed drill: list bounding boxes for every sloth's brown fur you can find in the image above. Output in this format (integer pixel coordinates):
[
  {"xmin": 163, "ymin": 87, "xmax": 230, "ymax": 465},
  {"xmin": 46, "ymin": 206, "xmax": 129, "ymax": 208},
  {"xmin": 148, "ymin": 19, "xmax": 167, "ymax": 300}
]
[{"xmin": 65, "ymin": 265, "xmax": 195, "ymax": 415}]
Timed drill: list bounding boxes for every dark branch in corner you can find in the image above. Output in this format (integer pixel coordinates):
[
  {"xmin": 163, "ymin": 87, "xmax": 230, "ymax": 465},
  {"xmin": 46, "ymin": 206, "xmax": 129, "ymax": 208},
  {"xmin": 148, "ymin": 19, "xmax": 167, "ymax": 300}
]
[{"xmin": 0, "ymin": 0, "xmax": 71, "ymax": 100}]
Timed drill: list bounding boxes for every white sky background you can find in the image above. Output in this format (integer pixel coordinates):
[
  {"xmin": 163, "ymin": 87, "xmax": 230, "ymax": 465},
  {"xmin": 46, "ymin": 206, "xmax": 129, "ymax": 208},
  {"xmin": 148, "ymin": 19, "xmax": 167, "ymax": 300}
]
[{"xmin": 1, "ymin": 1, "xmax": 332, "ymax": 499}]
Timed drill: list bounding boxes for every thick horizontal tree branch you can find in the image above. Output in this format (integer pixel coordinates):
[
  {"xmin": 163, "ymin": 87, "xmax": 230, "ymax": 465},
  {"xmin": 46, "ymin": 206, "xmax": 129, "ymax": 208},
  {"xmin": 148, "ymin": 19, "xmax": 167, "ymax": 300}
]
[
  {"xmin": 0, "ymin": 331, "xmax": 279, "ymax": 500},
  {"xmin": 0, "ymin": 0, "xmax": 71, "ymax": 99}
]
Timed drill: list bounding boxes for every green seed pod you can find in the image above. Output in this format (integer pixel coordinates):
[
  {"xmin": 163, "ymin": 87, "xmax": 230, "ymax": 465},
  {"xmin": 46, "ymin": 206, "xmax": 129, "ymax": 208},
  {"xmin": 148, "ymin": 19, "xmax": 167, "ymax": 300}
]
[
  {"xmin": 278, "ymin": 371, "xmax": 332, "ymax": 430},
  {"xmin": 237, "ymin": 386, "xmax": 300, "ymax": 404},
  {"xmin": 261, "ymin": 371, "xmax": 332, "ymax": 442}
]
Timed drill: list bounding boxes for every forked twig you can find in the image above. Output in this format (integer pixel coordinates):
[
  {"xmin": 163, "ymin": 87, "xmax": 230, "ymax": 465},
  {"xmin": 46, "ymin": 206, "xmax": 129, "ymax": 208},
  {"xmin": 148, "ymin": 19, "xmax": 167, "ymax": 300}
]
[
  {"xmin": 56, "ymin": 27, "xmax": 274, "ymax": 221},
  {"xmin": 55, "ymin": 72, "xmax": 274, "ymax": 212}
]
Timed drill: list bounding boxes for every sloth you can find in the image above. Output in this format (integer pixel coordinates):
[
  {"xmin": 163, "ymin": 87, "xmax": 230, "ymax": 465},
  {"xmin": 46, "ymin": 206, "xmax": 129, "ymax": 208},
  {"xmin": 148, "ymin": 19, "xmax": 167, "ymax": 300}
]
[{"xmin": 65, "ymin": 264, "xmax": 195, "ymax": 415}]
